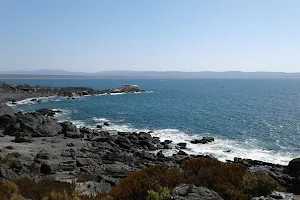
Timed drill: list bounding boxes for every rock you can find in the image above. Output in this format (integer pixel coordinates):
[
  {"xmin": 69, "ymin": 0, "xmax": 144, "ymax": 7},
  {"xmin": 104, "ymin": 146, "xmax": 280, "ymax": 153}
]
[
  {"xmin": 287, "ymin": 158, "xmax": 300, "ymax": 176},
  {"xmin": 60, "ymin": 121, "xmax": 83, "ymax": 138},
  {"xmin": 67, "ymin": 143, "xmax": 75, "ymax": 147},
  {"xmin": 13, "ymin": 131, "xmax": 33, "ymax": 143},
  {"xmin": 35, "ymin": 150, "xmax": 57, "ymax": 161},
  {"xmin": 177, "ymin": 142, "xmax": 187, "ymax": 149},
  {"xmin": 36, "ymin": 108, "xmax": 58, "ymax": 117},
  {"xmin": 15, "ymin": 112, "xmax": 62, "ymax": 137},
  {"xmin": 171, "ymin": 184, "xmax": 224, "ymax": 200},
  {"xmin": 60, "ymin": 121, "xmax": 78, "ymax": 132},
  {"xmin": 103, "ymin": 122, "xmax": 109, "ymax": 126},
  {"xmin": 76, "ymin": 180, "xmax": 112, "ymax": 196},
  {"xmin": 177, "ymin": 150, "xmax": 188, "ymax": 156},
  {"xmin": 59, "ymin": 160, "xmax": 77, "ymax": 171},
  {"xmin": 157, "ymin": 150, "xmax": 165, "ymax": 158},
  {"xmin": 64, "ymin": 131, "xmax": 84, "ymax": 138},
  {"xmin": 76, "ymin": 158, "xmax": 95, "ymax": 167},
  {"xmin": 0, "ymin": 104, "xmax": 14, "ymax": 117},
  {"xmin": 252, "ymin": 191, "xmax": 297, "ymax": 200},
  {"xmin": 191, "ymin": 136, "xmax": 214, "ymax": 144},
  {"xmin": 0, "ymin": 115, "xmax": 15, "ymax": 128},
  {"xmin": 40, "ymin": 162, "xmax": 56, "ymax": 174},
  {"xmin": 96, "ymin": 125, "xmax": 102, "ymax": 129},
  {"xmin": 3, "ymin": 123, "xmax": 20, "ymax": 136},
  {"xmin": 164, "ymin": 140, "xmax": 173, "ymax": 144},
  {"xmin": 0, "ymin": 167, "xmax": 19, "ymax": 180}
]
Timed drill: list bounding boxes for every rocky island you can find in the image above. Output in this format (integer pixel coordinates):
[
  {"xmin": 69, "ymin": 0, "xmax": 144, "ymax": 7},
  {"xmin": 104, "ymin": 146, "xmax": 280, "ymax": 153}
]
[
  {"xmin": 0, "ymin": 82, "xmax": 299, "ymax": 200},
  {"xmin": 0, "ymin": 81, "xmax": 144, "ymax": 104}
]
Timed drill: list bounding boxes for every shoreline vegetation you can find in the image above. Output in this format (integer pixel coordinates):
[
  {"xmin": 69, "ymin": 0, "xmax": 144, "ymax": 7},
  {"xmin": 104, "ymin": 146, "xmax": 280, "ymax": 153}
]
[{"xmin": 0, "ymin": 81, "xmax": 299, "ymax": 200}]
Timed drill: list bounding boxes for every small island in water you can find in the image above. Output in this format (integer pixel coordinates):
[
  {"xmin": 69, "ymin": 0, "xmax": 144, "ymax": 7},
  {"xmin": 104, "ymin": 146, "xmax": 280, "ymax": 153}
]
[{"xmin": 0, "ymin": 81, "xmax": 299, "ymax": 200}]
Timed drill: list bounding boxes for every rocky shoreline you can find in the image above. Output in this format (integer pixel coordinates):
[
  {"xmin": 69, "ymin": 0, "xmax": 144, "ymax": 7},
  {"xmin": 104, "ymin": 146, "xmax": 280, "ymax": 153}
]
[
  {"xmin": 0, "ymin": 81, "xmax": 145, "ymax": 104},
  {"xmin": 0, "ymin": 82, "xmax": 300, "ymax": 199}
]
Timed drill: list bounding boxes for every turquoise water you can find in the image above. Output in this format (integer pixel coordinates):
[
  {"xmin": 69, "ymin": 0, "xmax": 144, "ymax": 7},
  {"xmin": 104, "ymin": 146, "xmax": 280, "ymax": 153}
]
[{"xmin": 3, "ymin": 78, "xmax": 300, "ymax": 165}]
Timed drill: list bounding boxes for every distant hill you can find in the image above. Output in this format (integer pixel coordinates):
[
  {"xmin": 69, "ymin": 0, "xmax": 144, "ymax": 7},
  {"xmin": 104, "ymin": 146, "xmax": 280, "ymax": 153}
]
[{"xmin": 1, "ymin": 70, "xmax": 300, "ymax": 78}]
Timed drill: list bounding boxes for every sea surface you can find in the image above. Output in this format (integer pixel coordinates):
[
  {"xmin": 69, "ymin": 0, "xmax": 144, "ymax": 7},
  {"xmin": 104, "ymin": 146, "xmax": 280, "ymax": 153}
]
[{"xmin": 3, "ymin": 78, "xmax": 300, "ymax": 165}]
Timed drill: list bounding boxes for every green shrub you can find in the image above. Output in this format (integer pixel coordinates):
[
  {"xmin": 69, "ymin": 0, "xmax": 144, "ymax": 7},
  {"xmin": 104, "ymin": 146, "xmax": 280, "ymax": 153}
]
[
  {"xmin": 41, "ymin": 190, "xmax": 81, "ymax": 200},
  {"xmin": 110, "ymin": 165, "xmax": 182, "ymax": 200},
  {"xmin": 0, "ymin": 178, "xmax": 25, "ymax": 200},
  {"xmin": 182, "ymin": 157, "xmax": 248, "ymax": 200},
  {"xmin": 14, "ymin": 178, "xmax": 73, "ymax": 200},
  {"xmin": 241, "ymin": 171, "xmax": 285, "ymax": 198},
  {"xmin": 146, "ymin": 187, "xmax": 170, "ymax": 200}
]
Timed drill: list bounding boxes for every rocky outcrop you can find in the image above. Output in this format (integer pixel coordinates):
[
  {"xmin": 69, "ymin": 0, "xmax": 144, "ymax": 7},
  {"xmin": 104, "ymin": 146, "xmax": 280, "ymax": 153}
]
[
  {"xmin": 191, "ymin": 136, "xmax": 214, "ymax": 144},
  {"xmin": 171, "ymin": 184, "xmax": 224, "ymax": 200},
  {"xmin": 0, "ymin": 104, "xmax": 14, "ymax": 117},
  {"xmin": 252, "ymin": 191, "xmax": 297, "ymax": 200}
]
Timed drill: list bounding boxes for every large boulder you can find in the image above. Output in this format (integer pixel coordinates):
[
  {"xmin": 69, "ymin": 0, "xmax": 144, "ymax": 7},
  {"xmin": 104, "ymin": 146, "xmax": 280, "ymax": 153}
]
[
  {"xmin": 251, "ymin": 191, "xmax": 297, "ymax": 200},
  {"xmin": 0, "ymin": 115, "xmax": 15, "ymax": 128},
  {"xmin": 36, "ymin": 108, "xmax": 61, "ymax": 117},
  {"xmin": 60, "ymin": 121, "xmax": 83, "ymax": 138},
  {"xmin": 287, "ymin": 158, "xmax": 300, "ymax": 176},
  {"xmin": 0, "ymin": 104, "xmax": 14, "ymax": 117},
  {"xmin": 171, "ymin": 184, "xmax": 224, "ymax": 200},
  {"xmin": 13, "ymin": 131, "xmax": 33, "ymax": 143},
  {"xmin": 14, "ymin": 112, "xmax": 62, "ymax": 137},
  {"xmin": 191, "ymin": 136, "xmax": 214, "ymax": 144}
]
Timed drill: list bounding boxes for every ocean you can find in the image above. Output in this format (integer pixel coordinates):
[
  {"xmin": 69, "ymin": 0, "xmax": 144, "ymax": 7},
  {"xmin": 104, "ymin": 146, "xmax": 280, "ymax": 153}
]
[{"xmin": 3, "ymin": 78, "xmax": 300, "ymax": 165}]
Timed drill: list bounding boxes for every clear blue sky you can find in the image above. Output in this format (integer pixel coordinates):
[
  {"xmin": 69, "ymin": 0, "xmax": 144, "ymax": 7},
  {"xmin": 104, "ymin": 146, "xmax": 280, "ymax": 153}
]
[{"xmin": 0, "ymin": 0, "xmax": 299, "ymax": 72}]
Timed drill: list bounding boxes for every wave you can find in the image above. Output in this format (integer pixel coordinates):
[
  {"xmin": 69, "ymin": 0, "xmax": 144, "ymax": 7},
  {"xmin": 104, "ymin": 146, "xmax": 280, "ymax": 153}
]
[
  {"xmin": 96, "ymin": 91, "xmax": 153, "ymax": 96},
  {"xmin": 67, "ymin": 117, "xmax": 296, "ymax": 165}
]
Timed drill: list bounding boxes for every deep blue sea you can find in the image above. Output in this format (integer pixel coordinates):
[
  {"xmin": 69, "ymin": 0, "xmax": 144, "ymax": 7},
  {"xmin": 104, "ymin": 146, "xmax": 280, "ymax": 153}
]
[{"xmin": 3, "ymin": 78, "xmax": 300, "ymax": 165}]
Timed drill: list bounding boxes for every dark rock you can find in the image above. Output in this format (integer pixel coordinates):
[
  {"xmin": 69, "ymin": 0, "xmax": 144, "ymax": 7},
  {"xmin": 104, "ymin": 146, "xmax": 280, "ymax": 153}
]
[
  {"xmin": 13, "ymin": 131, "xmax": 33, "ymax": 143},
  {"xmin": 5, "ymin": 146, "xmax": 13, "ymax": 150},
  {"xmin": 0, "ymin": 115, "xmax": 15, "ymax": 128},
  {"xmin": 59, "ymin": 160, "xmax": 77, "ymax": 171},
  {"xmin": 96, "ymin": 125, "xmax": 102, "ymax": 129},
  {"xmin": 103, "ymin": 122, "xmax": 109, "ymax": 126},
  {"xmin": 64, "ymin": 131, "xmax": 84, "ymax": 138},
  {"xmin": 157, "ymin": 150, "xmax": 165, "ymax": 158},
  {"xmin": 40, "ymin": 162, "xmax": 56, "ymax": 174},
  {"xmin": 76, "ymin": 158, "xmax": 95, "ymax": 167},
  {"xmin": 171, "ymin": 184, "xmax": 224, "ymax": 200},
  {"xmin": 287, "ymin": 158, "xmax": 300, "ymax": 176},
  {"xmin": 0, "ymin": 167, "xmax": 19, "ymax": 180},
  {"xmin": 36, "ymin": 108, "xmax": 59, "ymax": 117},
  {"xmin": 164, "ymin": 140, "xmax": 173, "ymax": 144},
  {"xmin": 252, "ymin": 191, "xmax": 296, "ymax": 200},
  {"xmin": 0, "ymin": 104, "xmax": 14, "ymax": 117},
  {"xmin": 177, "ymin": 142, "xmax": 187, "ymax": 149},
  {"xmin": 14, "ymin": 112, "xmax": 62, "ymax": 137},
  {"xmin": 3, "ymin": 123, "xmax": 20, "ymax": 136},
  {"xmin": 191, "ymin": 136, "xmax": 214, "ymax": 144},
  {"xmin": 35, "ymin": 150, "xmax": 57, "ymax": 161},
  {"xmin": 60, "ymin": 121, "xmax": 78, "ymax": 132},
  {"xmin": 67, "ymin": 143, "xmax": 75, "ymax": 147},
  {"xmin": 177, "ymin": 150, "xmax": 188, "ymax": 156}
]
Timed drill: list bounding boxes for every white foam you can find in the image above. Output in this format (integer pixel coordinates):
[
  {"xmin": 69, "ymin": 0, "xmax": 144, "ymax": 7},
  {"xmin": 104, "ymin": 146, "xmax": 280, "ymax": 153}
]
[
  {"xmin": 96, "ymin": 91, "xmax": 152, "ymax": 96},
  {"xmin": 92, "ymin": 117, "xmax": 109, "ymax": 122},
  {"xmin": 151, "ymin": 129, "xmax": 296, "ymax": 165},
  {"xmin": 35, "ymin": 106, "xmax": 297, "ymax": 165}
]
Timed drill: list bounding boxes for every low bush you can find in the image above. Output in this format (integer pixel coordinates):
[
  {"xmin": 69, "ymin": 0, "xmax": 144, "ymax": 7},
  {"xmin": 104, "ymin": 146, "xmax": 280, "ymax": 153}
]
[
  {"xmin": 0, "ymin": 178, "xmax": 24, "ymax": 200},
  {"xmin": 146, "ymin": 187, "xmax": 170, "ymax": 200},
  {"xmin": 241, "ymin": 171, "xmax": 285, "ymax": 198},
  {"xmin": 14, "ymin": 178, "xmax": 73, "ymax": 200},
  {"xmin": 110, "ymin": 165, "xmax": 182, "ymax": 200},
  {"xmin": 182, "ymin": 157, "xmax": 248, "ymax": 200}
]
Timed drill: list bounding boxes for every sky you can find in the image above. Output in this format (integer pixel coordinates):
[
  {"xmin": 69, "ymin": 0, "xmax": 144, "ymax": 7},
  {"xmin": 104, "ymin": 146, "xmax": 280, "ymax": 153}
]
[{"xmin": 0, "ymin": 0, "xmax": 299, "ymax": 73}]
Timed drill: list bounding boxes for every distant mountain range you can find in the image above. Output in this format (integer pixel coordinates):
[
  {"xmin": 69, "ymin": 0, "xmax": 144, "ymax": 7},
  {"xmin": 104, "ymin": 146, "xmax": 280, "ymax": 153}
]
[{"xmin": 1, "ymin": 70, "xmax": 300, "ymax": 78}]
